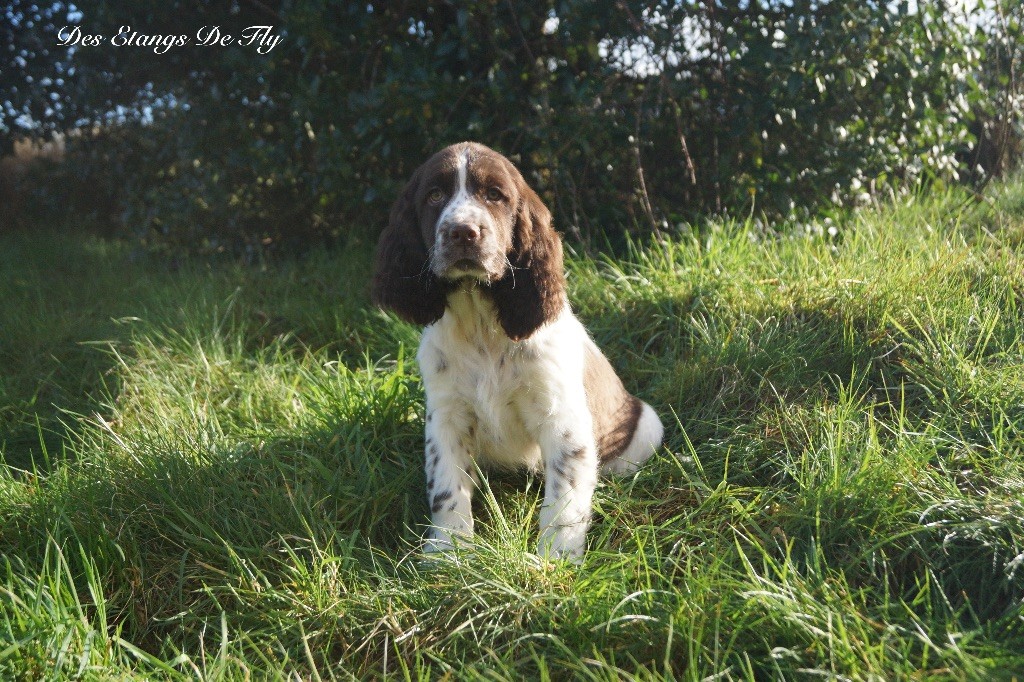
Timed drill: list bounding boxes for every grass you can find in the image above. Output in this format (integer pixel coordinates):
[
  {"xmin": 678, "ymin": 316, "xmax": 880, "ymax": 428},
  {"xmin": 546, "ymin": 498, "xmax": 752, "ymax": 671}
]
[{"xmin": 1, "ymin": 177, "xmax": 1023, "ymax": 679}]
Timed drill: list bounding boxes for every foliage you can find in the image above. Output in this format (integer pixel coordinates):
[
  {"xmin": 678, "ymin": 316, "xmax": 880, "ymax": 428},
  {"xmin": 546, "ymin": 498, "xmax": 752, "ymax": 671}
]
[
  {"xmin": 1, "ymin": 1, "xmax": 79, "ymax": 156},
  {"xmin": 2, "ymin": 171, "xmax": 1024, "ymax": 678},
  {"xmin": 2, "ymin": 0, "xmax": 1022, "ymax": 249},
  {"xmin": 969, "ymin": 0, "xmax": 1024, "ymax": 181}
]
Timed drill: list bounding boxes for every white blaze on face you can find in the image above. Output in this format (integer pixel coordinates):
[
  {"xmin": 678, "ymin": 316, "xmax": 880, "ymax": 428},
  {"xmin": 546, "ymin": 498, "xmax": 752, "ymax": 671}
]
[
  {"xmin": 433, "ymin": 147, "xmax": 501, "ymax": 279},
  {"xmin": 436, "ymin": 149, "xmax": 471, "ymax": 228},
  {"xmin": 437, "ymin": 149, "xmax": 494, "ymax": 236}
]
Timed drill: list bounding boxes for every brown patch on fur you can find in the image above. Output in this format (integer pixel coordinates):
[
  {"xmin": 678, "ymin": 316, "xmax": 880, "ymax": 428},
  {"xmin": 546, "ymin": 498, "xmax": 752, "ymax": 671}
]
[
  {"xmin": 489, "ymin": 180, "xmax": 566, "ymax": 340},
  {"xmin": 583, "ymin": 343, "xmax": 644, "ymax": 463},
  {"xmin": 371, "ymin": 162, "xmax": 450, "ymax": 325},
  {"xmin": 431, "ymin": 489, "xmax": 453, "ymax": 513}
]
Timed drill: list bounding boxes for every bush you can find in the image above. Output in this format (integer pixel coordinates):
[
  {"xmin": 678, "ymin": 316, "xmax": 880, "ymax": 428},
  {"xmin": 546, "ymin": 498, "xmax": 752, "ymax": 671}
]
[{"xmin": 5, "ymin": 0, "xmax": 1022, "ymax": 252}]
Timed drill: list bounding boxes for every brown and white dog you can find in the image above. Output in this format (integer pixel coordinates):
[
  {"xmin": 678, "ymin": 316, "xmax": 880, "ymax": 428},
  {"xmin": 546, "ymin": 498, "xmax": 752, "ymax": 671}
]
[{"xmin": 372, "ymin": 142, "xmax": 663, "ymax": 560}]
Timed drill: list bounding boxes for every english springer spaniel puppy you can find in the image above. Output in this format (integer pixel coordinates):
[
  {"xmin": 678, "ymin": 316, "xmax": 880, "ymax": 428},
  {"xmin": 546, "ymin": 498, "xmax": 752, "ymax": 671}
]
[{"xmin": 372, "ymin": 142, "xmax": 663, "ymax": 560}]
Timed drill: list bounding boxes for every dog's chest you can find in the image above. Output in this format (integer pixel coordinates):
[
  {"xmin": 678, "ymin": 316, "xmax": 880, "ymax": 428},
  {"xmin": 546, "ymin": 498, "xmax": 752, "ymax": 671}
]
[
  {"xmin": 456, "ymin": 340, "xmax": 524, "ymax": 431},
  {"xmin": 419, "ymin": 297, "xmax": 543, "ymax": 468}
]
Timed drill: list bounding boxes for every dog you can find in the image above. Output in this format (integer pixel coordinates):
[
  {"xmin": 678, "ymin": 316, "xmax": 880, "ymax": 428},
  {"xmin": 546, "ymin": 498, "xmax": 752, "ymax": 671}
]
[{"xmin": 372, "ymin": 142, "xmax": 663, "ymax": 560}]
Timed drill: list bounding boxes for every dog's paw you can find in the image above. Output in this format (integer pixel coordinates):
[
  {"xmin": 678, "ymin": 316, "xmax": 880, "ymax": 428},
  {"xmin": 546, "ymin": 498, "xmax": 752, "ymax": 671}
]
[
  {"xmin": 423, "ymin": 537, "xmax": 455, "ymax": 555},
  {"xmin": 423, "ymin": 530, "xmax": 474, "ymax": 557},
  {"xmin": 537, "ymin": 532, "xmax": 585, "ymax": 565}
]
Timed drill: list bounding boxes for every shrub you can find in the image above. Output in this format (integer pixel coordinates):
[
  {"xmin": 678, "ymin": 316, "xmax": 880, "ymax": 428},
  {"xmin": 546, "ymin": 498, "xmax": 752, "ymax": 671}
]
[{"xmin": 4, "ymin": 0, "xmax": 1022, "ymax": 251}]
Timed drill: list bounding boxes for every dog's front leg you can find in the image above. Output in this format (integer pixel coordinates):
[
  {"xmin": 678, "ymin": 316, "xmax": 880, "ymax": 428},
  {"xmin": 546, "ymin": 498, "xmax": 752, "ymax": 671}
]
[
  {"xmin": 422, "ymin": 400, "xmax": 477, "ymax": 554},
  {"xmin": 537, "ymin": 414, "xmax": 599, "ymax": 562}
]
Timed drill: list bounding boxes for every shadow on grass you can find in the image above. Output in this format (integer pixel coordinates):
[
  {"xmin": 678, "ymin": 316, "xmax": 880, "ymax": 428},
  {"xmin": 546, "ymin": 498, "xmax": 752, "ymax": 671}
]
[
  {"xmin": 0, "ymin": 235, "xmax": 140, "ymax": 472},
  {"xmin": 0, "ymin": 229, "xmax": 389, "ymax": 474}
]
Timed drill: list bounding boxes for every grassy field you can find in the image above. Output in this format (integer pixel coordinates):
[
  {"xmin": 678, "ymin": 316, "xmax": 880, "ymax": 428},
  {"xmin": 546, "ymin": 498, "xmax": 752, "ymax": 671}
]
[{"xmin": 2, "ymin": 179, "xmax": 1024, "ymax": 679}]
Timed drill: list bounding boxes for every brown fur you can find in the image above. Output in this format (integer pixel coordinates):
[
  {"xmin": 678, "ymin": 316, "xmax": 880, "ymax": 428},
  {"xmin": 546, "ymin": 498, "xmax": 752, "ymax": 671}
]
[
  {"xmin": 371, "ymin": 163, "xmax": 450, "ymax": 325},
  {"xmin": 582, "ymin": 343, "xmax": 645, "ymax": 462},
  {"xmin": 489, "ymin": 181, "xmax": 566, "ymax": 341}
]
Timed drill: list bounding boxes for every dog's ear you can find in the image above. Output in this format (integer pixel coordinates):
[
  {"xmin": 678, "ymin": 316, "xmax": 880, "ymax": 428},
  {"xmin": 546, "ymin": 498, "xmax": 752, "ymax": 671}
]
[
  {"xmin": 372, "ymin": 166, "xmax": 448, "ymax": 325},
  {"xmin": 490, "ymin": 184, "xmax": 566, "ymax": 341}
]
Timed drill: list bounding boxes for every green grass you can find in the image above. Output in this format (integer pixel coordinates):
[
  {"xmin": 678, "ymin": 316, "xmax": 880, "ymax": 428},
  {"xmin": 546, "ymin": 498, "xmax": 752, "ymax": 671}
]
[{"xmin": 1, "ymin": 178, "xmax": 1023, "ymax": 679}]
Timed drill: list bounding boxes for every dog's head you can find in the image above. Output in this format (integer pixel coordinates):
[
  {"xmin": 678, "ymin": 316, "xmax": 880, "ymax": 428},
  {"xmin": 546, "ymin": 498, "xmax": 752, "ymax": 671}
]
[{"xmin": 372, "ymin": 142, "xmax": 565, "ymax": 341}]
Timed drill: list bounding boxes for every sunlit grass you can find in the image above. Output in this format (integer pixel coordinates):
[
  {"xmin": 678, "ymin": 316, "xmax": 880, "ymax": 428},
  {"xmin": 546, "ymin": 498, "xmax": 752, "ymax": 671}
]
[{"xmin": 1, "ymin": 178, "xmax": 1023, "ymax": 678}]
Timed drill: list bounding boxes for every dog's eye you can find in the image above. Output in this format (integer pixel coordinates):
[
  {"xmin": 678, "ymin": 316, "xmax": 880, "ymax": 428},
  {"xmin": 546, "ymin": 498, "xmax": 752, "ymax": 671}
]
[
  {"xmin": 485, "ymin": 187, "xmax": 504, "ymax": 202},
  {"xmin": 426, "ymin": 188, "xmax": 445, "ymax": 205}
]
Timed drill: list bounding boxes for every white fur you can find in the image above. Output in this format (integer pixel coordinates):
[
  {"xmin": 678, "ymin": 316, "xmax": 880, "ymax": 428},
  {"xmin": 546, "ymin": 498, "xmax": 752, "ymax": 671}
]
[
  {"xmin": 436, "ymin": 149, "xmax": 473, "ymax": 228},
  {"xmin": 418, "ymin": 285, "xmax": 659, "ymax": 560}
]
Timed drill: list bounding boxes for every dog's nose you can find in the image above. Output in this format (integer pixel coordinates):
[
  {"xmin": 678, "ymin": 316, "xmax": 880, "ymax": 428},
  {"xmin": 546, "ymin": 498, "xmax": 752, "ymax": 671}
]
[{"xmin": 446, "ymin": 222, "xmax": 481, "ymax": 244}]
